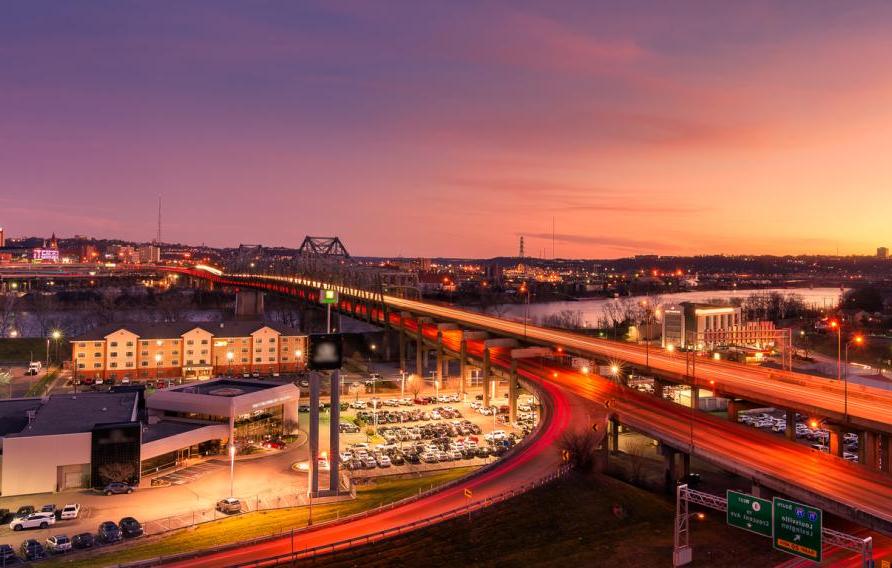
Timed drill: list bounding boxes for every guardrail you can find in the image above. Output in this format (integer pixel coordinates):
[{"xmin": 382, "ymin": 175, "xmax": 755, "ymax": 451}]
[{"xmin": 230, "ymin": 464, "xmax": 573, "ymax": 567}]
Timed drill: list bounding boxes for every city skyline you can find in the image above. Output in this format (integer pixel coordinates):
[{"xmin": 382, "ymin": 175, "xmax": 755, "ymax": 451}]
[{"xmin": 3, "ymin": 2, "xmax": 892, "ymax": 257}]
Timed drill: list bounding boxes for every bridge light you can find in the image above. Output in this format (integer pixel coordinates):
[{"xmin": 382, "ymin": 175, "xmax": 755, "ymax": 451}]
[
  {"xmin": 809, "ymin": 419, "xmax": 820, "ymax": 429},
  {"xmin": 610, "ymin": 364, "xmax": 619, "ymax": 376},
  {"xmin": 581, "ymin": 366, "xmax": 590, "ymax": 375},
  {"xmin": 666, "ymin": 344, "xmax": 675, "ymax": 354},
  {"xmin": 713, "ymin": 353, "xmax": 721, "ymax": 360}
]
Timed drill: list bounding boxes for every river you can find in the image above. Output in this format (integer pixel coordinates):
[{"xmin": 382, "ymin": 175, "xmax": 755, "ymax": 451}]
[{"xmin": 490, "ymin": 287, "xmax": 845, "ymax": 328}]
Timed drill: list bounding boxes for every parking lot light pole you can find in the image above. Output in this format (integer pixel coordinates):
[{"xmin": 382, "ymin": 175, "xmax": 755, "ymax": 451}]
[
  {"xmin": 229, "ymin": 444, "xmax": 236, "ymax": 497},
  {"xmin": 400, "ymin": 370, "xmax": 406, "ymax": 398},
  {"xmin": 155, "ymin": 353, "xmax": 162, "ymax": 380}
]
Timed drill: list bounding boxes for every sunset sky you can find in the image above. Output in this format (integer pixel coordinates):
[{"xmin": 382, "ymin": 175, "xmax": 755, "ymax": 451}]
[{"xmin": 2, "ymin": 1, "xmax": 892, "ymax": 258}]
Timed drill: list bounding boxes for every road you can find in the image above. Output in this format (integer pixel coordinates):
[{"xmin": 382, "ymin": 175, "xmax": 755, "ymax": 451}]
[
  {"xmin": 172, "ymin": 269, "xmax": 892, "ymax": 433},
  {"xmin": 164, "ymin": 371, "xmax": 589, "ymax": 567}
]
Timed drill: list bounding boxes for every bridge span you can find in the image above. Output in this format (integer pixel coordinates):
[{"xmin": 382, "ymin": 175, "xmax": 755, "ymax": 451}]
[{"xmin": 153, "ymin": 267, "xmax": 892, "ymax": 535}]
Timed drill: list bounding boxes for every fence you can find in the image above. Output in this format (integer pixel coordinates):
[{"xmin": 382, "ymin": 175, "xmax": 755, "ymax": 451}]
[
  {"xmin": 228, "ymin": 464, "xmax": 573, "ymax": 567},
  {"xmin": 143, "ymin": 477, "xmax": 355, "ymax": 537}
]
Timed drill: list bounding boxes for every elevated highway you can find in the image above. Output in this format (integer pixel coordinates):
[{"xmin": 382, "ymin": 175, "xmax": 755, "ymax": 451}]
[{"xmin": 155, "ymin": 267, "xmax": 892, "ymax": 535}]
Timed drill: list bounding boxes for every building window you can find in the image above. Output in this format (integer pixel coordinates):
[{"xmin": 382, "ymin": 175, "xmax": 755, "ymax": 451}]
[
  {"xmin": 94, "ymin": 363, "xmax": 102, "ymax": 368},
  {"xmin": 94, "ymin": 352, "xmax": 101, "ymax": 357},
  {"xmin": 110, "ymin": 342, "xmax": 118, "ymax": 347},
  {"xmin": 171, "ymin": 360, "xmax": 178, "ymax": 366},
  {"xmin": 186, "ymin": 360, "xmax": 193, "ymax": 366},
  {"xmin": 241, "ymin": 348, "xmax": 248, "ymax": 353},
  {"xmin": 268, "ymin": 347, "xmax": 275, "ymax": 353},
  {"xmin": 110, "ymin": 352, "xmax": 118, "ymax": 358},
  {"xmin": 126, "ymin": 352, "xmax": 133, "ymax": 357},
  {"xmin": 187, "ymin": 339, "xmax": 194, "ymax": 345},
  {"xmin": 110, "ymin": 362, "xmax": 118, "ymax": 368},
  {"xmin": 199, "ymin": 359, "xmax": 206, "ymax": 365},
  {"xmin": 94, "ymin": 342, "xmax": 102, "ymax": 347},
  {"xmin": 255, "ymin": 357, "xmax": 262, "ymax": 363},
  {"xmin": 172, "ymin": 350, "xmax": 179, "ymax": 355},
  {"xmin": 78, "ymin": 363, "xmax": 85, "ymax": 369},
  {"xmin": 126, "ymin": 362, "xmax": 134, "ymax": 368},
  {"xmin": 201, "ymin": 339, "xmax": 208, "ymax": 345},
  {"xmin": 255, "ymin": 348, "xmax": 261, "ymax": 353},
  {"xmin": 141, "ymin": 361, "xmax": 148, "ymax": 366},
  {"xmin": 78, "ymin": 342, "xmax": 86, "ymax": 348},
  {"xmin": 77, "ymin": 352, "xmax": 86, "ymax": 358},
  {"xmin": 200, "ymin": 349, "xmax": 208, "ymax": 355},
  {"xmin": 126, "ymin": 341, "xmax": 133, "ymax": 347},
  {"xmin": 141, "ymin": 351, "xmax": 148, "ymax": 356},
  {"xmin": 241, "ymin": 358, "xmax": 248, "ymax": 363},
  {"xmin": 268, "ymin": 357, "xmax": 275, "ymax": 362},
  {"xmin": 187, "ymin": 350, "xmax": 194, "ymax": 355},
  {"xmin": 282, "ymin": 357, "xmax": 289, "ymax": 362},
  {"xmin": 141, "ymin": 341, "xmax": 149, "ymax": 346}
]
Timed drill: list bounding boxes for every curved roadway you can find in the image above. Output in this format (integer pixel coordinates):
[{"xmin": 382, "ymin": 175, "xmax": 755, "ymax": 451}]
[{"xmin": 164, "ymin": 372, "xmax": 593, "ymax": 567}]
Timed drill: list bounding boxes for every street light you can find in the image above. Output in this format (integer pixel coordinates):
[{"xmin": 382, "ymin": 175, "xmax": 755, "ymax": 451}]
[
  {"xmin": 843, "ymin": 335, "xmax": 864, "ymax": 422},
  {"xmin": 829, "ymin": 320, "xmax": 841, "ymax": 383},
  {"xmin": 47, "ymin": 329, "xmax": 62, "ymax": 366},
  {"xmin": 154, "ymin": 353, "xmax": 162, "ymax": 380},
  {"xmin": 229, "ymin": 444, "xmax": 236, "ymax": 497},
  {"xmin": 226, "ymin": 351, "xmax": 234, "ymax": 376}
]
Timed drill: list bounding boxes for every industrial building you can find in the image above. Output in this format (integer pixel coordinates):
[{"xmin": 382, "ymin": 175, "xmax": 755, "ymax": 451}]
[{"xmin": 0, "ymin": 379, "xmax": 300, "ymax": 496}]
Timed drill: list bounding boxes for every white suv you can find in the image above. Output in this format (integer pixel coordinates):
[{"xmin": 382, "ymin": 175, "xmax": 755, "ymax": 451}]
[{"xmin": 10, "ymin": 512, "xmax": 56, "ymax": 531}]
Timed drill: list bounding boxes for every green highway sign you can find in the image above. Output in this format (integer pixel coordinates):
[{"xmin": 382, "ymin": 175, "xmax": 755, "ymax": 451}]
[
  {"xmin": 319, "ymin": 289, "xmax": 338, "ymax": 305},
  {"xmin": 726, "ymin": 490, "xmax": 772, "ymax": 537},
  {"xmin": 773, "ymin": 497, "xmax": 822, "ymax": 563}
]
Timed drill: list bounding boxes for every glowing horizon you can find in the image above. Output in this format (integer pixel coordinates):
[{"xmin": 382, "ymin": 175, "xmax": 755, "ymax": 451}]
[{"xmin": 2, "ymin": 2, "xmax": 891, "ymax": 259}]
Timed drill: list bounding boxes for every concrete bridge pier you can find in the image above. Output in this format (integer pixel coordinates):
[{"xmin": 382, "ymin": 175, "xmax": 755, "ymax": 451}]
[
  {"xmin": 661, "ymin": 445, "xmax": 680, "ymax": 493},
  {"xmin": 785, "ymin": 409, "xmax": 796, "ymax": 440},
  {"xmin": 882, "ymin": 434, "xmax": 892, "ymax": 474},
  {"xmin": 399, "ymin": 312, "xmax": 409, "ymax": 372},
  {"xmin": 827, "ymin": 424, "xmax": 844, "ymax": 457},
  {"xmin": 415, "ymin": 317, "xmax": 432, "ymax": 376},
  {"xmin": 861, "ymin": 430, "xmax": 879, "ymax": 471},
  {"xmin": 726, "ymin": 399, "xmax": 738, "ymax": 422},
  {"xmin": 508, "ymin": 359, "xmax": 518, "ymax": 422},
  {"xmin": 458, "ymin": 331, "xmax": 487, "ymax": 396},
  {"xmin": 482, "ymin": 348, "xmax": 491, "ymax": 407},
  {"xmin": 235, "ymin": 289, "xmax": 265, "ymax": 318},
  {"xmin": 609, "ymin": 417, "xmax": 620, "ymax": 452},
  {"xmin": 653, "ymin": 377, "xmax": 666, "ymax": 400}
]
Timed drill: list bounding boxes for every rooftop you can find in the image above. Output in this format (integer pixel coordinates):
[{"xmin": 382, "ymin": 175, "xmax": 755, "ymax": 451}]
[
  {"xmin": 73, "ymin": 321, "xmax": 299, "ymax": 341},
  {"xmin": 0, "ymin": 399, "xmax": 44, "ymax": 437},
  {"xmin": 167, "ymin": 379, "xmax": 283, "ymax": 397},
  {"xmin": 7, "ymin": 392, "xmax": 138, "ymax": 437},
  {"xmin": 143, "ymin": 419, "xmax": 212, "ymax": 443}
]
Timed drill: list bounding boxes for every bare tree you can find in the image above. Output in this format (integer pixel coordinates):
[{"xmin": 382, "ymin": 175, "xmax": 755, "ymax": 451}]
[
  {"xmin": 625, "ymin": 438, "xmax": 652, "ymax": 484},
  {"xmin": 98, "ymin": 462, "xmax": 137, "ymax": 484},
  {"xmin": 556, "ymin": 429, "xmax": 605, "ymax": 472}
]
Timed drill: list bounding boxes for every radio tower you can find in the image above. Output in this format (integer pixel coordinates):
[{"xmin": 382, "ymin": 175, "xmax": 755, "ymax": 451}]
[
  {"xmin": 519, "ymin": 236, "xmax": 525, "ymax": 259},
  {"xmin": 156, "ymin": 196, "xmax": 162, "ymax": 244}
]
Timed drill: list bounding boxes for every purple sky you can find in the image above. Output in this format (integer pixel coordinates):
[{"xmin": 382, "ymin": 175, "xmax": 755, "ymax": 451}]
[{"xmin": 3, "ymin": 2, "xmax": 892, "ymax": 258}]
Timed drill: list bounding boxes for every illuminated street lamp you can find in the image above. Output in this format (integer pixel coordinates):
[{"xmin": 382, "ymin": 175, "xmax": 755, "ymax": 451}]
[
  {"xmin": 226, "ymin": 351, "xmax": 234, "ymax": 376},
  {"xmin": 47, "ymin": 329, "xmax": 62, "ymax": 366},
  {"xmin": 154, "ymin": 353, "xmax": 162, "ymax": 380},
  {"xmin": 829, "ymin": 320, "xmax": 841, "ymax": 383},
  {"xmin": 843, "ymin": 335, "xmax": 864, "ymax": 422}
]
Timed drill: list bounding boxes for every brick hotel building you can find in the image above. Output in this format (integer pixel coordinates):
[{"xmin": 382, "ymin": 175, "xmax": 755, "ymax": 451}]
[{"xmin": 71, "ymin": 321, "xmax": 307, "ymax": 381}]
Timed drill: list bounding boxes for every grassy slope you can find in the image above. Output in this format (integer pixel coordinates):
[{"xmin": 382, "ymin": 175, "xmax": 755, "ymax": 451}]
[
  {"xmin": 46, "ymin": 468, "xmax": 477, "ymax": 568},
  {"xmin": 316, "ymin": 472, "xmax": 789, "ymax": 568}
]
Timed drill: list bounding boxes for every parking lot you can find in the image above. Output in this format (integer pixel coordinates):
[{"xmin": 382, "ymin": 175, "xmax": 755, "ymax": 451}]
[
  {"xmin": 333, "ymin": 391, "xmax": 540, "ymax": 477},
  {"xmin": 736, "ymin": 409, "xmax": 860, "ymax": 461}
]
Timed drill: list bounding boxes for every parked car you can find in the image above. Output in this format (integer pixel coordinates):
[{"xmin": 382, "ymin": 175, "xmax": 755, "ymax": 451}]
[
  {"xmin": 19, "ymin": 540, "xmax": 45, "ymax": 561},
  {"xmin": 14, "ymin": 506, "xmax": 35, "ymax": 519},
  {"xmin": 10, "ymin": 512, "xmax": 56, "ymax": 531},
  {"xmin": 72, "ymin": 532, "xmax": 94, "ymax": 549},
  {"xmin": 46, "ymin": 535, "xmax": 72, "ymax": 554},
  {"xmin": 119, "ymin": 517, "xmax": 143, "ymax": 538},
  {"xmin": 261, "ymin": 440, "xmax": 285, "ymax": 450},
  {"xmin": 97, "ymin": 521, "xmax": 122, "ymax": 543},
  {"xmin": 60, "ymin": 504, "xmax": 81, "ymax": 520},
  {"xmin": 102, "ymin": 482, "xmax": 134, "ymax": 496},
  {"xmin": 0, "ymin": 544, "xmax": 17, "ymax": 563},
  {"xmin": 215, "ymin": 498, "xmax": 242, "ymax": 514}
]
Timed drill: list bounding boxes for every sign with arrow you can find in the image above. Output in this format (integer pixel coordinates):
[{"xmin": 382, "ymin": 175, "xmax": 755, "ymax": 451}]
[
  {"xmin": 726, "ymin": 490, "xmax": 772, "ymax": 537},
  {"xmin": 773, "ymin": 497, "xmax": 822, "ymax": 563},
  {"xmin": 464, "ymin": 488, "xmax": 473, "ymax": 499}
]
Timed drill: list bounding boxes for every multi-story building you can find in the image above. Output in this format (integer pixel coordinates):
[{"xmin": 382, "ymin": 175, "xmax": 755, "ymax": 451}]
[
  {"xmin": 661, "ymin": 302, "xmax": 743, "ymax": 348},
  {"xmin": 878, "ymin": 247, "xmax": 889, "ymax": 259},
  {"xmin": 138, "ymin": 244, "xmax": 161, "ymax": 263},
  {"xmin": 71, "ymin": 321, "xmax": 307, "ymax": 381}
]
